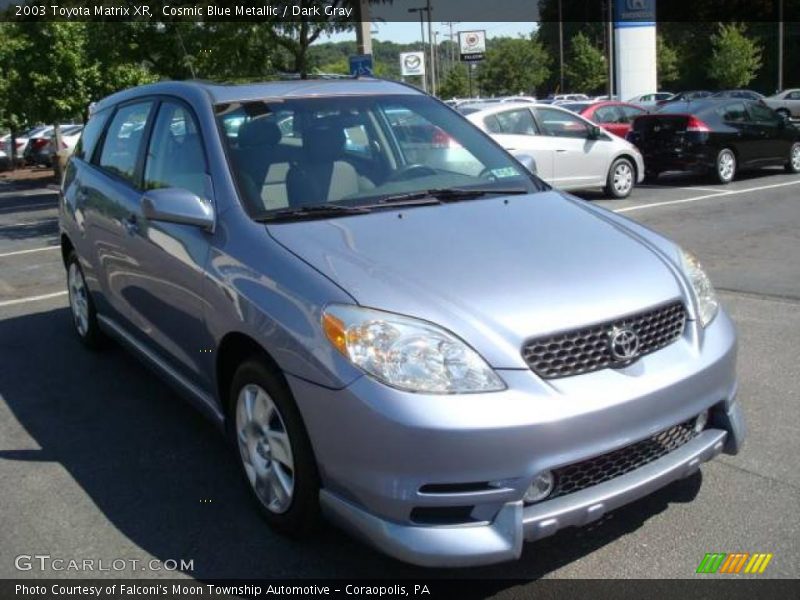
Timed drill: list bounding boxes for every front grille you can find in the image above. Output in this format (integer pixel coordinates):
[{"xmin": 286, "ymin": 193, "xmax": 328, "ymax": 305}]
[
  {"xmin": 549, "ymin": 418, "xmax": 698, "ymax": 500},
  {"xmin": 522, "ymin": 301, "xmax": 687, "ymax": 379}
]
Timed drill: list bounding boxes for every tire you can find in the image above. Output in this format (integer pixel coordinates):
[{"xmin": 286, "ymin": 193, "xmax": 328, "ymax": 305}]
[
  {"xmin": 66, "ymin": 251, "xmax": 105, "ymax": 349},
  {"xmin": 713, "ymin": 148, "xmax": 736, "ymax": 184},
  {"xmin": 786, "ymin": 142, "xmax": 800, "ymax": 174},
  {"xmin": 229, "ymin": 359, "xmax": 320, "ymax": 536},
  {"xmin": 604, "ymin": 157, "xmax": 635, "ymax": 198}
]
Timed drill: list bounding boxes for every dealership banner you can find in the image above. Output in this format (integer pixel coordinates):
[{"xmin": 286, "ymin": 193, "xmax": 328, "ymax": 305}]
[{"xmin": 399, "ymin": 52, "xmax": 425, "ymax": 77}]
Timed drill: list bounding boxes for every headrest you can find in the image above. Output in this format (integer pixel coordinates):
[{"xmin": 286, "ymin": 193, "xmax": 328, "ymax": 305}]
[
  {"xmin": 237, "ymin": 118, "xmax": 281, "ymax": 149},
  {"xmin": 303, "ymin": 121, "xmax": 346, "ymax": 163}
]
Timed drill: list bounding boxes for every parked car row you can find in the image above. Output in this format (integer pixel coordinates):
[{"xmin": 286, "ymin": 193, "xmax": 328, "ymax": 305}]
[{"xmin": 0, "ymin": 123, "xmax": 84, "ymax": 168}]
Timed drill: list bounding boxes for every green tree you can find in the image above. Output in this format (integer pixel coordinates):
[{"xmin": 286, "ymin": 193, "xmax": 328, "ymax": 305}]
[
  {"xmin": 438, "ymin": 64, "xmax": 470, "ymax": 99},
  {"xmin": 477, "ymin": 37, "xmax": 551, "ymax": 97},
  {"xmin": 564, "ymin": 32, "xmax": 606, "ymax": 94},
  {"xmin": 656, "ymin": 33, "xmax": 680, "ymax": 88},
  {"xmin": 708, "ymin": 23, "xmax": 763, "ymax": 88}
]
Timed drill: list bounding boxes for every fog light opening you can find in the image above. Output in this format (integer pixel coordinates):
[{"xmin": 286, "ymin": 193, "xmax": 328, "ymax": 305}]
[
  {"xmin": 694, "ymin": 410, "xmax": 710, "ymax": 434},
  {"xmin": 523, "ymin": 471, "xmax": 555, "ymax": 504}
]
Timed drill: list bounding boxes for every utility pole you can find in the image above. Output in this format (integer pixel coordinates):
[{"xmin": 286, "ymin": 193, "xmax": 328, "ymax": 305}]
[
  {"xmin": 558, "ymin": 0, "xmax": 564, "ymax": 92},
  {"xmin": 408, "ymin": 7, "xmax": 427, "ymax": 92},
  {"xmin": 778, "ymin": 0, "xmax": 784, "ymax": 92},
  {"xmin": 443, "ymin": 21, "xmax": 459, "ymax": 73},
  {"xmin": 607, "ymin": 0, "xmax": 614, "ymax": 98},
  {"xmin": 426, "ymin": 0, "xmax": 435, "ymax": 96},
  {"xmin": 355, "ymin": 0, "xmax": 372, "ymax": 57}
]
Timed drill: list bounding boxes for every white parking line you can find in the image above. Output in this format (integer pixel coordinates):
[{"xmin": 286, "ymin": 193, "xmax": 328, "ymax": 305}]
[
  {"xmin": 0, "ymin": 246, "xmax": 59, "ymax": 258},
  {"xmin": 0, "ymin": 290, "xmax": 67, "ymax": 308},
  {"xmin": 678, "ymin": 187, "xmax": 728, "ymax": 193},
  {"xmin": 616, "ymin": 179, "xmax": 800, "ymax": 213}
]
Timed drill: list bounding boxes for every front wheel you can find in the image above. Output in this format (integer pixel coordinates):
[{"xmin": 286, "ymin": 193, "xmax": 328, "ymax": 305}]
[
  {"xmin": 230, "ymin": 359, "xmax": 320, "ymax": 536},
  {"xmin": 66, "ymin": 251, "xmax": 105, "ymax": 349},
  {"xmin": 786, "ymin": 142, "xmax": 800, "ymax": 174},
  {"xmin": 604, "ymin": 157, "xmax": 635, "ymax": 198},
  {"xmin": 714, "ymin": 148, "xmax": 736, "ymax": 184}
]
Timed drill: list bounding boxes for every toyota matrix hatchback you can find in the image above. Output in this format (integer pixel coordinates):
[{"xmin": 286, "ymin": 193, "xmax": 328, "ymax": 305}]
[{"xmin": 60, "ymin": 80, "xmax": 745, "ymax": 567}]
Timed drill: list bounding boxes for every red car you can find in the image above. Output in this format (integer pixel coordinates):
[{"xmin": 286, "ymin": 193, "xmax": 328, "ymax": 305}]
[{"xmin": 558, "ymin": 101, "xmax": 648, "ymax": 138}]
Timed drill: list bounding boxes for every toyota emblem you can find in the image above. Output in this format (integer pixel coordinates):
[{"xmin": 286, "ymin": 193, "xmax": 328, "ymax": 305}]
[{"xmin": 608, "ymin": 327, "xmax": 641, "ymax": 363}]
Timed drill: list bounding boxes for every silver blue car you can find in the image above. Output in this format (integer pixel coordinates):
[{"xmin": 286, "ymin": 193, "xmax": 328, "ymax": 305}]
[{"xmin": 59, "ymin": 79, "xmax": 745, "ymax": 567}]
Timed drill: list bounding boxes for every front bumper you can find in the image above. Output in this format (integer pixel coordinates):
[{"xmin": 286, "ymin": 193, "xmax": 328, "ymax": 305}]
[
  {"xmin": 289, "ymin": 308, "xmax": 743, "ymax": 567},
  {"xmin": 320, "ymin": 415, "xmax": 738, "ymax": 567}
]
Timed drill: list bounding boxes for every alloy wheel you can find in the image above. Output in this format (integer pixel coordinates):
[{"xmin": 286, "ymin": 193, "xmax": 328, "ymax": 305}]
[
  {"xmin": 613, "ymin": 161, "xmax": 633, "ymax": 195},
  {"xmin": 68, "ymin": 261, "xmax": 90, "ymax": 337},
  {"xmin": 791, "ymin": 144, "xmax": 800, "ymax": 171},
  {"xmin": 236, "ymin": 383, "xmax": 295, "ymax": 514},
  {"xmin": 717, "ymin": 150, "xmax": 735, "ymax": 182}
]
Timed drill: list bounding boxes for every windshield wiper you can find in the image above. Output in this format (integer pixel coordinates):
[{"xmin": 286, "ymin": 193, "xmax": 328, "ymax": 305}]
[
  {"xmin": 256, "ymin": 204, "xmax": 371, "ymax": 223},
  {"xmin": 371, "ymin": 187, "xmax": 530, "ymax": 207}
]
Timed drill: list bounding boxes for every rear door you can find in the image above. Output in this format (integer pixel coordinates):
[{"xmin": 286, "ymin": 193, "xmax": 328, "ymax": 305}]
[
  {"xmin": 714, "ymin": 101, "xmax": 759, "ymax": 165},
  {"xmin": 481, "ymin": 108, "xmax": 555, "ymax": 181},
  {"xmin": 533, "ymin": 106, "xmax": 609, "ymax": 189},
  {"xmin": 84, "ymin": 100, "xmax": 155, "ymax": 326},
  {"xmin": 746, "ymin": 102, "xmax": 791, "ymax": 162}
]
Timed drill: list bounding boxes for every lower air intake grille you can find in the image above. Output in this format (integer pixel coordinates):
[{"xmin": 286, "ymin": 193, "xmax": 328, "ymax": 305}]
[{"xmin": 550, "ymin": 418, "xmax": 698, "ymax": 500}]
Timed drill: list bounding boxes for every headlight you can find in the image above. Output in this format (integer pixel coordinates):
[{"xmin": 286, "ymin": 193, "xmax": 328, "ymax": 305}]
[
  {"xmin": 322, "ymin": 305, "xmax": 505, "ymax": 394},
  {"xmin": 680, "ymin": 249, "xmax": 719, "ymax": 327}
]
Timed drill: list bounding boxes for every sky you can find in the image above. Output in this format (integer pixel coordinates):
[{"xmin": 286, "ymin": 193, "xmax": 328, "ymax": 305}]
[{"xmin": 320, "ymin": 22, "xmax": 537, "ymax": 46}]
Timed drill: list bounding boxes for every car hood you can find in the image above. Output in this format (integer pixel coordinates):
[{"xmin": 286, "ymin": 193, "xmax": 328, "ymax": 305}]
[{"xmin": 267, "ymin": 191, "xmax": 686, "ymax": 369}]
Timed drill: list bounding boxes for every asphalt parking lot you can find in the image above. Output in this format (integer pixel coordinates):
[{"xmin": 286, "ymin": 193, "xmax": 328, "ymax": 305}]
[{"xmin": 0, "ymin": 168, "xmax": 798, "ymax": 584}]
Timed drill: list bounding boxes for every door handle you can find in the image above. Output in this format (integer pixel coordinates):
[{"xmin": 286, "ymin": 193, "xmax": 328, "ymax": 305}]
[
  {"xmin": 122, "ymin": 214, "xmax": 139, "ymax": 235},
  {"xmin": 556, "ymin": 149, "xmax": 567, "ymax": 153}
]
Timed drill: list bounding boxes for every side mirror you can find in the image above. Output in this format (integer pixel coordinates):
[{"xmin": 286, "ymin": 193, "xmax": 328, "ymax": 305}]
[
  {"xmin": 141, "ymin": 187, "xmax": 215, "ymax": 231},
  {"xmin": 588, "ymin": 125, "xmax": 602, "ymax": 139},
  {"xmin": 512, "ymin": 152, "xmax": 537, "ymax": 175}
]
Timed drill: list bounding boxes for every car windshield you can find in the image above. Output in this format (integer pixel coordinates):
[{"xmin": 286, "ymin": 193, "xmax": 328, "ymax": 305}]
[
  {"xmin": 217, "ymin": 94, "xmax": 544, "ymax": 220},
  {"xmin": 559, "ymin": 102, "xmax": 590, "ymax": 113}
]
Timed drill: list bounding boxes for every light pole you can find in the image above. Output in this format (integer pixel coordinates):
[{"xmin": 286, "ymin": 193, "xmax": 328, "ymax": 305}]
[{"xmin": 426, "ymin": 0, "xmax": 436, "ymax": 96}]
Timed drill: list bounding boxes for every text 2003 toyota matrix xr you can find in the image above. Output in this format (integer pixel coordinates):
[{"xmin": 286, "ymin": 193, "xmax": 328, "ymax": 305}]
[{"xmin": 59, "ymin": 79, "xmax": 745, "ymax": 567}]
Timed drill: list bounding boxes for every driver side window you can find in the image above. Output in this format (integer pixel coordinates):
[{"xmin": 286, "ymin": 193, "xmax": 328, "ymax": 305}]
[{"xmin": 144, "ymin": 101, "xmax": 208, "ymax": 199}]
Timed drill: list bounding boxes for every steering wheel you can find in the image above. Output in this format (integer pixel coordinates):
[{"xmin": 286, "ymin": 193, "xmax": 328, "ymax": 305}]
[
  {"xmin": 389, "ymin": 164, "xmax": 438, "ymax": 181},
  {"xmin": 478, "ymin": 167, "xmax": 499, "ymax": 181}
]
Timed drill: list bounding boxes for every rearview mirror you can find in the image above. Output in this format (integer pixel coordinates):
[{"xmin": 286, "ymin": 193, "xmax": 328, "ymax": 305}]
[
  {"xmin": 588, "ymin": 125, "xmax": 602, "ymax": 139},
  {"xmin": 512, "ymin": 152, "xmax": 537, "ymax": 175},
  {"xmin": 141, "ymin": 188, "xmax": 215, "ymax": 231}
]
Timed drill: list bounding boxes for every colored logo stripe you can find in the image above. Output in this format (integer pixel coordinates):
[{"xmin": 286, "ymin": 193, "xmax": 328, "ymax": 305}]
[
  {"xmin": 697, "ymin": 553, "xmax": 726, "ymax": 573},
  {"xmin": 697, "ymin": 553, "xmax": 773, "ymax": 574},
  {"xmin": 744, "ymin": 553, "xmax": 773, "ymax": 574}
]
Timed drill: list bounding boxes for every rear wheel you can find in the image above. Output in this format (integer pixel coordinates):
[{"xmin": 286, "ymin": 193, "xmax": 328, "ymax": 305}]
[
  {"xmin": 66, "ymin": 251, "xmax": 104, "ymax": 349},
  {"xmin": 786, "ymin": 142, "xmax": 800, "ymax": 174},
  {"xmin": 714, "ymin": 148, "xmax": 736, "ymax": 184},
  {"xmin": 604, "ymin": 157, "xmax": 635, "ymax": 198},
  {"xmin": 229, "ymin": 359, "xmax": 320, "ymax": 536}
]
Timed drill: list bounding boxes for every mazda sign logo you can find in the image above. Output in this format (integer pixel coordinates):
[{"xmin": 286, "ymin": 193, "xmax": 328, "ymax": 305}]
[
  {"xmin": 404, "ymin": 55, "xmax": 421, "ymax": 69},
  {"xmin": 608, "ymin": 327, "xmax": 641, "ymax": 363}
]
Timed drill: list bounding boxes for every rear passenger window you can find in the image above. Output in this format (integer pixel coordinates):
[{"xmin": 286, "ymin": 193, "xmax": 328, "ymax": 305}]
[
  {"xmin": 98, "ymin": 102, "xmax": 153, "ymax": 185},
  {"xmin": 494, "ymin": 109, "xmax": 538, "ymax": 135},
  {"xmin": 144, "ymin": 102, "xmax": 208, "ymax": 199},
  {"xmin": 718, "ymin": 102, "xmax": 748, "ymax": 122},
  {"xmin": 74, "ymin": 108, "xmax": 110, "ymax": 161},
  {"xmin": 593, "ymin": 106, "xmax": 621, "ymax": 124}
]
